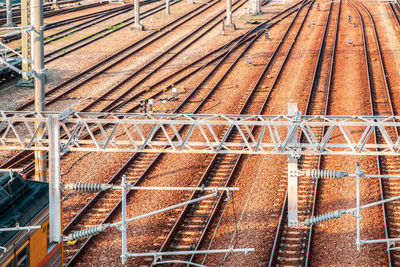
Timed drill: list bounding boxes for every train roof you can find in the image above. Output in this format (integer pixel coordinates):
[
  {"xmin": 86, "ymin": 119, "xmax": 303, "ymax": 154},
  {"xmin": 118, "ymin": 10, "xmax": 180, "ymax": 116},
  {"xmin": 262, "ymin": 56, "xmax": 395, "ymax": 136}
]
[{"xmin": 0, "ymin": 171, "xmax": 49, "ymax": 247}]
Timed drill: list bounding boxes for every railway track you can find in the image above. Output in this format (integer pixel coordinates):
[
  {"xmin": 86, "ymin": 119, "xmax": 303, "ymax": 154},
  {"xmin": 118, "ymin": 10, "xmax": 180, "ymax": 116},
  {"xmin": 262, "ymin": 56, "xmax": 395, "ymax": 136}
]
[
  {"xmin": 153, "ymin": 3, "xmax": 339, "ymax": 265},
  {"xmin": 3, "ymin": 3, "xmax": 137, "ymax": 43},
  {"xmin": 79, "ymin": 0, "xmax": 249, "ymax": 113},
  {"xmin": 42, "ymin": 0, "xmax": 182, "ymax": 63},
  {"xmin": 16, "ymin": 0, "xmax": 216, "ymax": 111},
  {"xmin": 0, "ymin": 0, "xmax": 304, "ymax": 174},
  {"xmin": 0, "ymin": 0, "xmax": 224, "ymax": 174},
  {"xmin": 389, "ymin": 0, "xmax": 400, "ymax": 28},
  {"xmin": 154, "ymin": 6, "xmax": 316, "ymax": 265},
  {"xmin": 0, "ymin": 5, "xmax": 311, "ymax": 264},
  {"xmin": 61, "ymin": 2, "xmax": 313, "ymax": 265},
  {"xmin": 62, "ymin": 21, "xmax": 261, "ymax": 267},
  {"xmin": 0, "ymin": 0, "xmax": 219, "ymax": 172},
  {"xmin": 3, "ymin": 1, "xmax": 244, "ymax": 175},
  {"xmin": 0, "ymin": 0, "xmax": 106, "ymax": 25},
  {"xmin": 350, "ymin": 0, "xmax": 398, "ymax": 264},
  {"xmin": 269, "ymin": 0, "xmax": 341, "ymax": 265},
  {"xmin": 0, "ymin": 0, "xmax": 163, "ymax": 85}
]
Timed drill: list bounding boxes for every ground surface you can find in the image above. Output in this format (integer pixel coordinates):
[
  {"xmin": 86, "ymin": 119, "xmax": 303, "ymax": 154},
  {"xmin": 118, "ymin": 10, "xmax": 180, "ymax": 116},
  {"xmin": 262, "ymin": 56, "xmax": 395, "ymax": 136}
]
[{"xmin": 1, "ymin": 0, "xmax": 400, "ymax": 266}]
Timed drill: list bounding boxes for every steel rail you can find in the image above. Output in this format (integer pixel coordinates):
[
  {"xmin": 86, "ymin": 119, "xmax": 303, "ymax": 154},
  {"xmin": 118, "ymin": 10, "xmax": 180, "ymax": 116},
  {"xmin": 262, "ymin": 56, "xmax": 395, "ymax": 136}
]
[
  {"xmin": 62, "ymin": 2, "xmax": 308, "ymax": 263},
  {"xmin": 0, "ymin": 0, "xmax": 215, "ymax": 173},
  {"xmin": 305, "ymin": 0, "xmax": 340, "ymax": 264},
  {"xmin": 156, "ymin": 30, "xmax": 262, "ymax": 262},
  {"xmin": 14, "ymin": 0, "xmax": 209, "ymax": 111},
  {"xmin": 0, "ymin": 0, "xmax": 106, "ymax": 25},
  {"xmin": 2, "ymin": 3, "xmax": 310, "ymax": 266},
  {"xmin": 80, "ymin": 0, "xmax": 249, "ymax": 112},
  {"xmin": 0, "ymin": 0, "xmax": 79, "ymax": 17},
  {"xmin": 0, "ymin": 0, "xmax": 238, "ymax": 174},
  {"xmin": 105, "ymin": 0, "xmax": 307, "ymax": 113},
  {"xmin": 268, "ymin": 0, "xmax": 339, "ymax": 265},
  {"xmin": 42, "ymin": 5, "xmax": 133, "ymax": 44},
  {"xmin": 156, "ymin": 0, "xmax": 313, "ymax": 265},
  {"xmin": 43, "ymin": 0, "xmax": 183, "ymax": 63},
  {"xmin": 388, "ymin": 1, "xmax": 400, "ymax": 28},
  {"xmin": 62, "ymin": 26, "xmax": 262, "ymax": 267},
  {"xmin": 62, "ymin": 0, "xmax": 260, "ymax": 237},
  {"xmin": 350, "ymin": 0, "xmax": 395, "ymax": 264},
  {"xmin": 1, "ymin": 0, "xmax": 175, "ymax": 87},
  {"xmin": 0, "ymin": 0, "xmax": 303, "ymax": 174},
  {"xmin": 2, "ymin": 3, "xmax": 139, "ymax": 43},
  {"xmin": 184, "ymin": 3, "xmax": 318, "ymax": 265}
]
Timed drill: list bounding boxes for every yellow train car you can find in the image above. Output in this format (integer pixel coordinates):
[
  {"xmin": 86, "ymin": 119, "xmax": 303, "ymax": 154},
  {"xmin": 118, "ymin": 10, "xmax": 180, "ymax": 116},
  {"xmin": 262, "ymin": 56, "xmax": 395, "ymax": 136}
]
[{"xmin": 0, "ymin": 171, "xmax": 62, "ymax": 267}]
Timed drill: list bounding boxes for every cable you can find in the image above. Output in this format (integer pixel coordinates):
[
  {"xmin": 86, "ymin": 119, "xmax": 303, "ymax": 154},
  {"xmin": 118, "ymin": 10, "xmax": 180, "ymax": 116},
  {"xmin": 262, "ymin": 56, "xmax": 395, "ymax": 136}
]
[
  {"xmin": 200, "ymin": 154, "xmax": 252, "ymax": 265},
  {"xmin": 285, "ymin": 0, "xmax": 324, "ymax": 110},
  {"xmin": 257, "ymin": 0, "xmax": 309, "ymax": 117},
  {"xmin": 61, "ymin": 152, "xmax": 91, "ymax": 177},
  {"xmin": 201, "ymin": 5, "xmax": 311, "ymax": 261},
  {"xmin": 221, "ymin": 155, "xmax": 267, "ymax": 266},
  {"xmin": 62, "ymin": 152, "xmax": 111, "ymax": 200},
  {"xmin": 0, "ymin": 173, "xmax": 21, "ymax": 228}
]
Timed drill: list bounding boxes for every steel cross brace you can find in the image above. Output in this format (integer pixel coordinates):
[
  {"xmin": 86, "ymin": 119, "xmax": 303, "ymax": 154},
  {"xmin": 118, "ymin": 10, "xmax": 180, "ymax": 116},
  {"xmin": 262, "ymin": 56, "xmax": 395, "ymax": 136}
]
[{"xmin": 2, "ymin": 110, "xmax": 400, "ymax": 155}]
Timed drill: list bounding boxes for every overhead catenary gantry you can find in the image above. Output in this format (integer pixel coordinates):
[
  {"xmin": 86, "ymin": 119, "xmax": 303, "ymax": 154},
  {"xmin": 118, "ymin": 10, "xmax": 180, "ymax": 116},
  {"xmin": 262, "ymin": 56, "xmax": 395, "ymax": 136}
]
[
  {"xmin": 3, "ymin": 104, "xmax": 400, "ymax": 244},
  {"xmin": 3, "ymin": 110, "xmax": 400, "ymax": 155},
  {"xmin": 5, "ymin": 107, "xmax": 400, "ymax": 238}
]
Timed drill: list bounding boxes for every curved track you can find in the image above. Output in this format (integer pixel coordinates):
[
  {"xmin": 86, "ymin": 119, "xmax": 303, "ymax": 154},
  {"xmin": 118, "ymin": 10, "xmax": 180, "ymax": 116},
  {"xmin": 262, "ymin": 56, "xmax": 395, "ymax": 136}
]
[{"xmin": 350, "ymin": 0, "xmax": 397, "ymax": 264}]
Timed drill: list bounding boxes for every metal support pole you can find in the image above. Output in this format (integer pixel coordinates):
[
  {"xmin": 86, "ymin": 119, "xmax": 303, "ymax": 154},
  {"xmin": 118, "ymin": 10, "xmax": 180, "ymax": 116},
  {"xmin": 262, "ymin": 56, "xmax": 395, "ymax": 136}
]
[
  {"xmin": 250, "ymin": 0, "xmax": 260, "ymax": 15},
  {"xmin": 33, "ymin": 0, "xmax": 46, "ymax": 182},
  {"xmin": 288, "ymin": 103, "xmax": 299, "ymax": 227},
  {"xmin": 355, "ymin": 162, "xmax": 361, "ymax": 250},
  {"xmin": 121, "ymin": 175, "xmax": 127, "ymax": 264},
  {"xmin": 166, "ymin": 0, "xmax": 170, "ymax": 14},
  {"xmin": 48, "ymin": 115, "xmax": 62, "ymax": 242},
  {"xmin": 132, "ymin": 0, "xmax": 144, "ymax": 30},
  {"xmin": 3, "ymin": 0, "xmax": 17, "ymax": 27},
  {"xmin": 225, "ymin": 0, "xmax": 236, "ymax": 30},
  {"xmin": 17, "ymin": 0, "xmax": 33, "ymax": 87}
]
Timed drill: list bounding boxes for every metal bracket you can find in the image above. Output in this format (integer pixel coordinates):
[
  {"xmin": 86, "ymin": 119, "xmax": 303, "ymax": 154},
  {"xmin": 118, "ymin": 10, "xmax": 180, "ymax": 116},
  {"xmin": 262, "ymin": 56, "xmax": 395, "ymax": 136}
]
[
  {"xmin": 290, "ymin": 147, "xmax": 301, "ymax": 159},
  {"xmin": 34, "ymin": 68, "xmax": 47, "ymax": 77},
  {"xmin": 287, "ymin": 103, "xmax": 299, "ymax": 227},
  {"xmin": 58, "ymin": 108, "xmax": 74, "ymax": 121}
]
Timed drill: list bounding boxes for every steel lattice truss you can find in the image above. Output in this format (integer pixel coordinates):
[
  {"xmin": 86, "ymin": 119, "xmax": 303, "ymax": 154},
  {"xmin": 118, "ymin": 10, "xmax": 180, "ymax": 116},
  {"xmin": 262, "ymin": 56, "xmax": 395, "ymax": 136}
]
[{"xmin": 1, "ymin": 110, "xmax": 400, "ymax": 155}]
